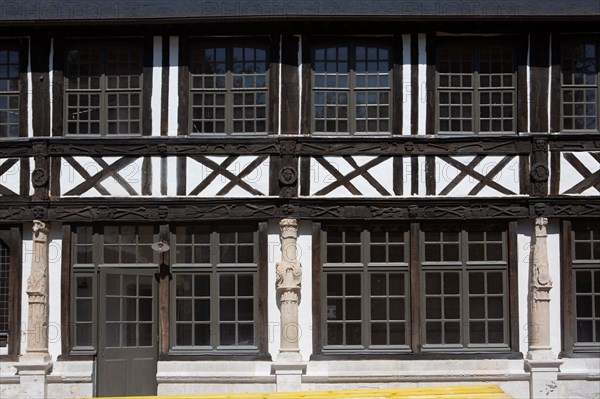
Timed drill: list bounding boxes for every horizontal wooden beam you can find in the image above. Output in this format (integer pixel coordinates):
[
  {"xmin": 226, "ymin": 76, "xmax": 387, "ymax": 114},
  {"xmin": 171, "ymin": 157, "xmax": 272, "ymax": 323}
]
[{"xmin": 0, "ymin": 197, "xmax": 599, "ymax": 223}]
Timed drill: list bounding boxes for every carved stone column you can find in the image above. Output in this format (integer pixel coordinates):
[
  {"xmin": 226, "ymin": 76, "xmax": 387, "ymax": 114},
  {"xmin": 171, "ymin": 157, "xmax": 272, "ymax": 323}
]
[
  {"xmin": 16, "ymin": 221, "xmax": 52, "ymax": 399},
  {"xmin": 273, "ymin": 219, "xmax": 306, "ymax": 392},
  {"xmin": 525, "ymin": 216, "xmax": 562, "ymax": 398}
]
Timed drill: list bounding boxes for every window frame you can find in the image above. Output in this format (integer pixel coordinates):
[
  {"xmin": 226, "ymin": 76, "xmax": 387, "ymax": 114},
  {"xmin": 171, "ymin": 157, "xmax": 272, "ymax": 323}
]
[
  {"xmin": 434, "ymin": 37, "xmax": 519, "ymax": 135},
  {"xmin": 0, "ymin": 227, "xmax": 21, "ymax": 360},
  {"xmin": 312, "ymin": 221, "xmax": 519, "ymax": 358},
  {"xmin": 60, "ymin": 39, "xmax": 149, "ymax": 137},
  {"xmin": 320, "ymin": 224, "xmax": 411, "ymax": 353},
  {"xmin": 179, "ymin": 36, "xmax": 276, "ymax": 136},
  {"xmin": 561, "ymin": 220, "xmax": 600, "ymax": 356},
  {"xmin": 169, "ymin": 224, "xmax": 262, "ymax": 354},
  {"xmin": 309, "ymin": 39, "xmax": 395, "ymax": 136},
  {"xmin": 0, "ymin": 39, "xmax": 28, "ymax": 139},
  {"xmin": 559, "ymin": 36, "xmax": 600, "ymax": 133}
]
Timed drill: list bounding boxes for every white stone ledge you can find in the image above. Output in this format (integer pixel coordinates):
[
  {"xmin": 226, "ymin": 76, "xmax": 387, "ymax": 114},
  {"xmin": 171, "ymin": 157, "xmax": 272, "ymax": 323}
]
[
  {"xmin": 0, "ymin": 376, "xmax": 20, "ymax": 384},
  {"xmin": 558, "ymin": 373, "xmax": 600, "ymax": 381},
  {"xmin": 157, "ymin": 376, "xmax": 276, "ymax": 384},
  {"xmin": 302, "ymin": 374, "xmax": 530, "ymax": 383},
  {"xmin": 46, "ymin": 375, "xmax": 93, "ymax": 384}
]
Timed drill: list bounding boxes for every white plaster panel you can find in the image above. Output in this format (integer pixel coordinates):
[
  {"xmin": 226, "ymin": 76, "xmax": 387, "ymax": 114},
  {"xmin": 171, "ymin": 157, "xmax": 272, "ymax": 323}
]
[
  {"xmin": 402, "ymin": 34, "xmax": 411, "ymax": 136},
  {"xmin": 151, "ymin": 156, "xmax": 162, "ymax": 196},
  {"xmin": 20, "ymin": 225, "xmax": 33, "ymax": 354},
  {"xmin": 49, "ymin": 38, "xmax": 53, "ymax": 134},
  {"xmin": 29, "ymin": 157, "xmax": 35, "ymax": 196},
  {"xmin": 267, "ymin": 220, "xmax": 280, "ymax": 359},
  {"xmin": 186, "ymin": 156, "xmax": 268, "ymax": 197},
  {"xmin": 517, "ymin": 220, "xmax": 532, "ymax": 355},
  {"xmin": 0, "ymin": 159, "xmax": 21, "ymax": 195},
  {"xmin": 418, "ymin": 155, "xmax": 426, "ymax": 196},
  {"xmin": 48, "ymin": 227, "xmax": 62, "ymax": 360},
  {"xmin": 559, "ymin": 152, "xmax": 600, "ymax": 195},
  {"xmin": 547, "ymin": 220, "xmax": 562, "ymax": 356},
  {"xmin": 60, "ymin": 156, "xmax": 144, "ymax": 197},
  {"xmin": 309, "ymin": 156, "xmax": 393, "ymax": 197},
  {"xmin": 400, "ymin": 157, "xmax": 414, "ymax": 196},
  {"xmin": 152, "ymin": 36, "xmax": 162, "ymax": 136},
  {"xmin": 436, "ymin": 155, "xmax": 519, "ymax": 196},
  {"xmin": 167, "ymin": 156, "xmax": 178, "ymax": 196},
  {"xmin": 418, "ymin": 33, "xmax": 427, "ymax": 135},
  {"xmin": 168, "ymin": 36, "xmax": 179, "ymax": 136},
  {"xmin": 27, "ymin": 39, "xmax": 33, "ymax": 137}
]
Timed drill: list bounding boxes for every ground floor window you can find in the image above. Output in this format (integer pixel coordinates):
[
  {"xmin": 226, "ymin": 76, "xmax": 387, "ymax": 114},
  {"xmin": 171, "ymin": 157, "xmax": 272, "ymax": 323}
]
[
  {"xmin": 66, "ymin": 223, "xmax": 267, "ymax": 357},
  {"xmin": 316, "ymin": 222, "xmax": 515, "ymax": 354},
  {"xmin": 0, "ymin": 227, "xmax": 20, "ymax": 357},
  {"xmin": 563, "ymin": 221, "xmax": 600, "ymax": 354}
]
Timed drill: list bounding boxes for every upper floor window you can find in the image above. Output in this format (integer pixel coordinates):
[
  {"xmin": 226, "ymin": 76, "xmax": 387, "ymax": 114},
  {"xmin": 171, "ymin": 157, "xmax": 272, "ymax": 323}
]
[
  {"xmin": 436, "ymin": 41, "xmax": 516, "ymax": 134},
  {"xmin": 561, "ymin": 40, "xmax": 599, "ymax": 132},
  {"xmin": 189, "ymin": 44, "xmax": 269, "ymax": 134},
  {"xmin": 0, "ymin": 47, "xmax": 21, "ymax": 138},
  {"xmin": 65, "ymin": 43, "xmax": 143, "ymax": 136},
  {"xmin": 312, "ymin": 44, "xmax": 392, "ymax": 135}
]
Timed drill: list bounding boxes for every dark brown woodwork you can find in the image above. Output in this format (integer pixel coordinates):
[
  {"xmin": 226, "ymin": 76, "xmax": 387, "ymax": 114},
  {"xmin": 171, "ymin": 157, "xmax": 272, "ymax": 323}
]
[
  {"xmin": 158, "ymin": 224, "xmax": 170, "ymax": 355},
  {"xmin": 18, "ymin": 38, "xmax": 28, "ymax": 138},
  {"xmin": 550, "ymin": 32, "xmax": 561, "ymax": 133},
  {"xmin": 312, "ymin": 156, "xmax": 389, "ymax": 196},
  {"xmin": 177, "ymin": 36, "xmax": 189, "ymax": 136},
  {"xmin": 409, "ymin": 222, "xmax": 420, "ymax": 354},
  {"xmin": 20, "ymin": 158, "xmax": 30, "ymax": 197},
  {"xmin": 32, "ymin": 141, "xmax": 49, "ymax": 200},
  {"xmin": 411, "ymin": 34, "xmax": 419, "ymax": 135},
  {"xmin": 257, "ymin": 222, "xmax": 269, "ymax": 356},
  {"xmin": 280, "ymin": 34, "xmax": 300, "ymax": 135},
  {"xmin": 300, "ymin": 157, "xmax": 310, "ymax": 197},
  {"xmin": 187, "ymin": 155, "xmax": 267, "ymax": 196},
  {"xmin": 268, "ymin": 34, "xmax": 280, "ymax": 135},
  {"xmin": 30, "ymin": 36, "xmax": 51, "ymax": 137},
  {"xmin": 51, "ymin": 38, "xmax": 65, "ymax": 137},
  {"xmin": 530, "ymin": 137, "xmax": 549, "ymax": 196},
  {"xmin": 440, "ymin": 155, "xmax": 517, "ymax": 195},
  {"xmin": 60, "ymin": 224, "xmax": 72, "ymax": 356},
  {"xmin": 393, "ymin": 156, "xmax": 403, "ymax": 196},
  {"xmin": 550, "ymin": 151, "xmax": 561, "ymax": 195},
  {"xmin": 176, "ymin": 157, "xmax": 186, "ymax": 195},
  {"xmin": 529, "ymin": 33, "xmax": 550, "ymax": 133},
  {"xmin": 425, "ymin": 156, "xmax": 435, "ymax": 195},
  {"xmin": 426, "ymin": 33, "xmax": 436, "ymax": 135},
  {"xmin": 142, "ymin": 156, "xmax": 152, "ymax": 195},
  {"xmin": 160, "ymin": 157, "xmax": 167, "ymax": 196},
  {"xmin": 391, "ymin": 33, "xmax": 403, "ymax": 135},
  {"xmin": 142, "ymin": 36, "xmax": 154, "ymax": 136},
  {"xmin": 50, "ymin": 157, "xmax": 60, "ymax": 198},
  {"xmin": 311, "ymin": 222, "xmax": 322, "ymax": 354},
  {"xmin": 508, "ymin": 221, "xmax": 520, "ymax": 353},
  {"xmin": 411, "ymin": 156, "xmax": 419, "ymax": 195},
  {"xmin": 300, "ymin": 35, "xmax": 311, "ymax": 135},
  {"xmin": 161, "ymin": 36, "xmax": 169, "ymax": 136},
  {"xmin": 561, "ymin": 220, "xmax": 573, "ymax": 354},
  {"xmin": 62, "ymin": 156, "xmax": 138, "ymax": 196},
  {"xmin": 517, "ymin": 34, "xmax": 529, "ymax": 133},
  {"xmin": 520, "ymin": 154, "xmax": 531, "ymax": 196}
]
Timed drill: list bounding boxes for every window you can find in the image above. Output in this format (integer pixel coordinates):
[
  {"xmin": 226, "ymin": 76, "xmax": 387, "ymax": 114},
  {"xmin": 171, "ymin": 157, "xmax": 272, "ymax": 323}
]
[
  {"xmin": 316, "ymin": 223, "xmax": 512, "ymax": 355},
  {"xmin": 561, "ymin": 39, "xmax": 599, "ymax": 131},
  {"xmin": 312, "ymin": 44, "xmax": 392, "ymax": 134},
  {"xmin": 322, "ymin": 225, "xmax": 410, "ymax": 351},
  {"xmin": 64, "ymin": 43, "xmax": 143, "ymax": 135},
  {"xmin": 171, "ymin": 225, "xmax": 260, "ymax": 352},
  {"xmin": 436, "ymin": 41, "xmax": 516, "ymax": 134},
  {"xmin": 189, "ymin": 44, "xmax": 269, "ymax": 134},
  {"xmin": 567, "ymin": 223, "xmax": 600, "ymax": 352},
  {"xmin": 0, "ymin": 241, "xmax": 8, "ymax": 347},
  {"xmin": 71, "ymin": 225, "xmax": 155, "ymax": 351},
  {"xmin": 421, "ymin": 224, "xmax": 509, "ymax": 351},
  {"xmin": 0, "ymin": 47, "xmax": 20, "ymax": 138}
]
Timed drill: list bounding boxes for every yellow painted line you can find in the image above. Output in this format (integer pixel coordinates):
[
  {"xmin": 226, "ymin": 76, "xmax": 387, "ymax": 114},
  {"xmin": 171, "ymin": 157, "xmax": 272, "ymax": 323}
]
[{"xmin": 94, "ymin": 385, "xmax": 512, "ymax": 399}]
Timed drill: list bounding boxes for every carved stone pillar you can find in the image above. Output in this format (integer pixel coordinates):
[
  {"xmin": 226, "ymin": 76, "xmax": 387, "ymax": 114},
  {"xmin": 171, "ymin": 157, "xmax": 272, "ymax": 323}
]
[
  {"xmin": 273, "ymin": 219, "xmax": 306, "ymax": 392},
  {"xmin": 15, "ymin": 221, "xmax": 52, "ymax": 399},
  {"xmin": 525, "ymin": 216, "xmax": 562, "ymax": 398}
]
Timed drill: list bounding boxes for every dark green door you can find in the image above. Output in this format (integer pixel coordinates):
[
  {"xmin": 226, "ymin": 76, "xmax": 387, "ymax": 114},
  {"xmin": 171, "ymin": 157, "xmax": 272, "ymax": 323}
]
[{"xmin": 98, "ymin": 269, "xmax": 157, "ymax": 397}]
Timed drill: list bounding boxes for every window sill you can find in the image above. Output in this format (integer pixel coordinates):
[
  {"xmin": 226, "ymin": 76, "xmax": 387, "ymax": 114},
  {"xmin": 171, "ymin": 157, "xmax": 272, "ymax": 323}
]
[
  {"xmin": 311, "ymin": 351, "xmax": 523, "ymax": 361},
  {"xmin": 160, "ymin": 352, "xmax": 272, "ymax": 361},
  {"xmin": 559, "ymin": 351, "xmax": 600, "ymax": 358}
]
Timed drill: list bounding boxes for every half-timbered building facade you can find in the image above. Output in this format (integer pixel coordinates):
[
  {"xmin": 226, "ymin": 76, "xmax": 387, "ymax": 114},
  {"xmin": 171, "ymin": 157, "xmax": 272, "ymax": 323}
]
[{"xmin": 0, "ymin": 1, "xmax": 599, "ymax": 398}]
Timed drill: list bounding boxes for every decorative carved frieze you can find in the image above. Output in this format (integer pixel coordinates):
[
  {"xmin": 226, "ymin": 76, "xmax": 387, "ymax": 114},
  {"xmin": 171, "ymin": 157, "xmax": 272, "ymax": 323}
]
[{"xmin": 530, "ymin": 137, "xmax": 549, "ymax": 197}]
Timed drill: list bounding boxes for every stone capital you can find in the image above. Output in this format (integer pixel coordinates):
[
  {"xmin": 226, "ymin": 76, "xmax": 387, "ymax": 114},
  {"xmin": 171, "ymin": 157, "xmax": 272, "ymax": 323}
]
[
  {"xmin": 280, "ymin": 218, "xmax": 298, "ymax": 239},
  {"xmin": 32, "ymin": 220, "xmax": 49, "ymax": 243}
]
